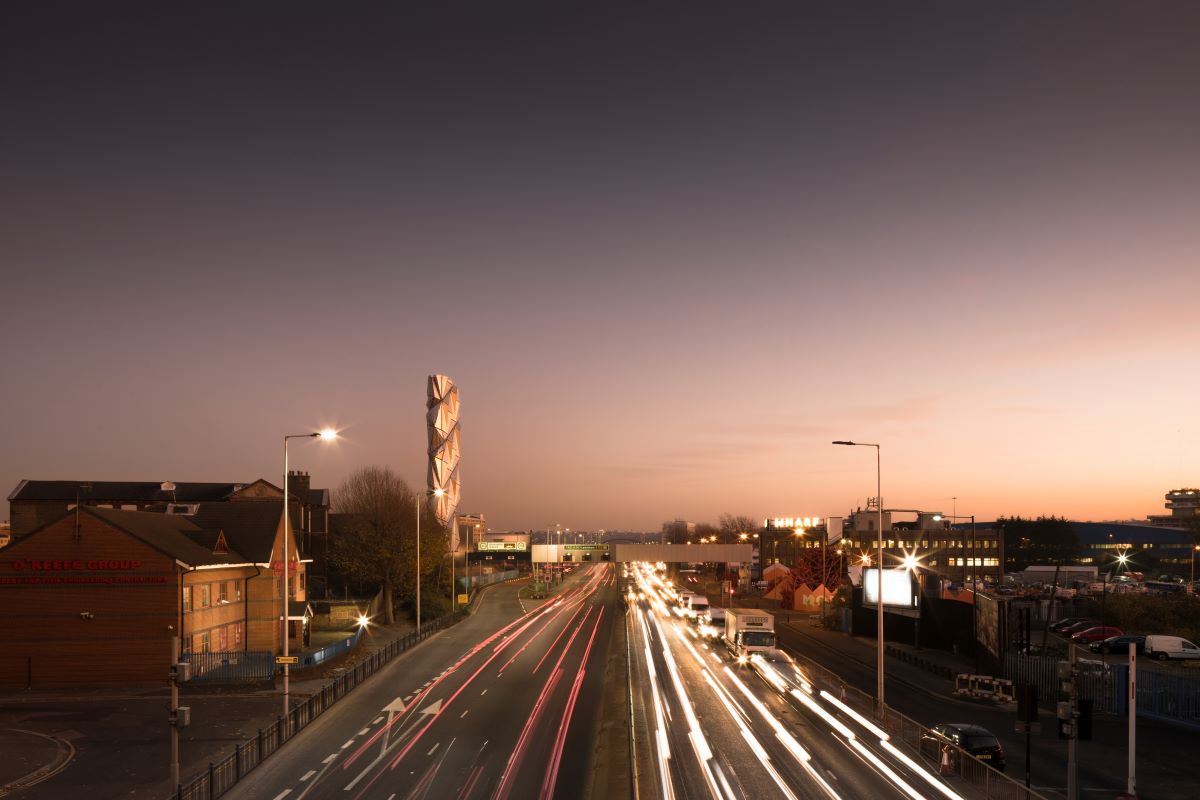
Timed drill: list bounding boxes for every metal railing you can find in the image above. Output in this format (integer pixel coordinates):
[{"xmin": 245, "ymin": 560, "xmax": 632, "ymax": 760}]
[
  {"xmin": 179, "ymin": 650, "xmax": 275, "ymax": 683},
  {"xmin": 172, "ymin": 608, "xmax": 469, "ymax": 800}
]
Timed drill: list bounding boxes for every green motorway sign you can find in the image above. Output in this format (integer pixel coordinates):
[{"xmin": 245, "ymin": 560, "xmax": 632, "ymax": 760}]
[{"xmin": 563, "ymin": 544, "xmax": 609, "ymax": 551}]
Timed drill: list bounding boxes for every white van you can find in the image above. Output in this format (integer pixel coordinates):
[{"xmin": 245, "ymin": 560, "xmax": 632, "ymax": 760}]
[{"xmin": 1144, "ymin": 635, "xmax": 1200, "ymax": 661}]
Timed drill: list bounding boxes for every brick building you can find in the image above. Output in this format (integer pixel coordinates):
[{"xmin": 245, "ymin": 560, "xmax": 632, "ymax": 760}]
[{"xmin": 0, "ymin": 501, "xmax": 306, "ymax": 689}]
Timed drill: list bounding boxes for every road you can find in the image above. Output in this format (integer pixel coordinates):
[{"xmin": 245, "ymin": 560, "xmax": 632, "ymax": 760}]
[
  {"xmin": 626, "ymin": 563, "xmax": 970, "ymax": 800},
  {"xmin": 224, "ymin": 564, "xmax": 618, "ymax": 800}
]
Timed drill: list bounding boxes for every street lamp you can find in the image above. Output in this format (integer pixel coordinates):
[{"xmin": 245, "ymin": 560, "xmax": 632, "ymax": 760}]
[
  {"xmin": 1192, "ymin": 545, "xmax": 1199, "ymax": 594},
  {"xmin": 282, "ymin": 428, "xmax": 337, "ymax": 722},
  {"xmin": 415, "ymin": 487, "xmax": 446, "ymax": 630},
  {"xmin": 833, "ymin": 439, "xmax": 885, "ymax": 715}
]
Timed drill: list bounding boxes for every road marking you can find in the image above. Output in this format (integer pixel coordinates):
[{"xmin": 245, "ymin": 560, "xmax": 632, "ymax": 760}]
[
  {"xmin": 272, "ymin": 791, "xmax": 292, "ymax": 800},
  {"xmin": 372, "ymin": 716, "xmax": 384, "ymax": 725},
  {"xmin": 827, "ymin": 770, "xmax": 838, "ymax": 781},
  {"xmin": 427, "ymin": 743, "xmax": 440, "ymax": 756},
  {"xmin": 341, "ymin": 739, "xmax": 355, "ymax": 749},
  {"xmin": 358, "ymin": 728, "xmax": 370, "ymax": 736},
  {"xmin": 460, "ymin": 710, "xmax": 469, "ymax": 718},
  {"xmin": 300, "ymin": 770, "xmax": 316, "ymax": 782},
  {"xmin": 481, "ymin": 689, "xmax": 487, "ymax": 695},
  {"xmin": 323, "ymin": 753, "xmax": 338, "ymax": 764}
]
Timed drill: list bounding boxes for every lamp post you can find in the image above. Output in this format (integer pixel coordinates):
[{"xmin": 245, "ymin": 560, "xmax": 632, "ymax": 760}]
[
  {"xmin": 833, "ymin": 440, "xmax": 884, "ymax": 715},
  {"xmin": 282, "ymin": 428, "xmax": 337, "ymax": 723},
  {"xmin": 415, "ymin": 487, "xmax": 446, "ymax": 630},
  {"xmin": 1192, "ymin": 545, "xmax": 1199, "ymax": 595}
]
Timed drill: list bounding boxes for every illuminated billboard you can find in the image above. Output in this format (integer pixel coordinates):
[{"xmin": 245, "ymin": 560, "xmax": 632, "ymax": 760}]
[{"xmin": 862, "ymin": 568, "xmax": 918, "ymax": 608}]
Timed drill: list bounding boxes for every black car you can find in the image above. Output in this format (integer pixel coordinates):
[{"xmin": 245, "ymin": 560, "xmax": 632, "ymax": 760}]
[
  {"xmin": 1049, "ymin": 617, "xmax": 1092, "ymax": 633},
  {"xmin": 1058, "ymin": 619, "xmax": 1102, "ymax": 636},
  {"xmin": 1089, "ymin": 634, "xmax": 1146, "ymax": 655},
  {"xmin": 923, "ymin": 724, "xmax": 1006, "ymax": 771}
]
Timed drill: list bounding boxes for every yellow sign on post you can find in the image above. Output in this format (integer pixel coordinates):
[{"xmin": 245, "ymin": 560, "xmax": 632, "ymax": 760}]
[
  {"xmin": 458, "ymin": 593, "xmax": 469, "ymax": 606},
  {"xmin": 275, "ymin": 656, "xmax": 299, "ymax": 665}
]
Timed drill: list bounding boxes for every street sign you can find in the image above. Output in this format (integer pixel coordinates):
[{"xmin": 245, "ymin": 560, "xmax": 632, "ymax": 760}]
[
  {"xmin": 458, "ymin": 593, "xmax": 469, "ymax": 605},
  {"xmin": 563, "ymin": 544, "xmax": 609, "ymax": 551},
  {"xmin": 275, "ymin": 656, "xmax": 299, "ymax": 665},
  {"xmin": 477, "ymin": 541, "xmax": 527, "ymax": 551}
]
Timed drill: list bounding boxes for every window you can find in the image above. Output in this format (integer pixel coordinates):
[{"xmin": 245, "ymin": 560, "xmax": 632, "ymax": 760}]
[
  {"xmin": 234, "ymin": 582, "xmax": 242, "ymax": 602},
  {"xmin": 198, "ymin": 584, "xmax": 210, "ymax": 609},
  {"xmin": 182, "ymin": 586, "xmax": 192, "ymax": 612},
  {"xmin": 194, "ymin": 631, "xmax": 210, "ymax": 653},
  {"xmin": 218, "ymin": 582, "xmax": 229, "ymax": 603},
  {"xmin": 233, "ymin": 622, "xmax": 243, "ymax": 647},
  {"xmin": 219, "ymin": 625, "xmax": 228, "ymax": 651}
]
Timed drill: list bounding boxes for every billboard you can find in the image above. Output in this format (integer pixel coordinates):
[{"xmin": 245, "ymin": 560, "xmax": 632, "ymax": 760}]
[
  {"xmin": 427, "ymin": 374, "xmax": 462, "ymax": 546},
  {"xmin": 862, "ymin": 568, "xmax": 918, "ymax": 608}
]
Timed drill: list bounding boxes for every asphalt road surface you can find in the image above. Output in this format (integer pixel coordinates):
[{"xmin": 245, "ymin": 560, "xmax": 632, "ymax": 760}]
[
  {"xmin": 224, "ymin": 564, "xmax": 618, "ymax": 800},
  {"xmin": 627, "ymin": 563, "xmax": 973, "ymax": 800}
]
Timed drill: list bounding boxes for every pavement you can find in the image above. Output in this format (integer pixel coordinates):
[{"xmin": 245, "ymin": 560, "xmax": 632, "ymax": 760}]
[{"xmin": 0, "ymin": 586, "xmax": 500, "ymax": 800}]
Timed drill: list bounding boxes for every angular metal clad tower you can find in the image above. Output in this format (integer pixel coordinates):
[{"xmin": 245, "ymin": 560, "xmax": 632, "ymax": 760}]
[{"xmin": 426, "ymin": 375, "xmax": 461, "ymax": 535}]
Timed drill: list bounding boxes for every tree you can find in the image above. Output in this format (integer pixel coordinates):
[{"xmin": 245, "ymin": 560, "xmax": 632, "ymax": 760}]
[
  {"xmin": 998, "ymin": 515, "xmax": 1081, "ymax": 571},
  {"xmin": 329, "ymin": 466, "xmax": 448, "ymax": 624},
  {"xmin": 719, "ymin": 513, "xmax": 759, "ymax": 542}
]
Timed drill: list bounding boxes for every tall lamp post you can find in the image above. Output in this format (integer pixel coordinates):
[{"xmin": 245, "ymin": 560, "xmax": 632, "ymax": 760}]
[
  {"xmin": 833, "ymin": 440, "xmax": 884, "ymax": 715},
  {"xmin": 282, "ymin": 428, "xmax": 337, "ymax": 723},
  {"xmin": 415, "ymin": 487, "xmax": 446, "ymax": 630}
]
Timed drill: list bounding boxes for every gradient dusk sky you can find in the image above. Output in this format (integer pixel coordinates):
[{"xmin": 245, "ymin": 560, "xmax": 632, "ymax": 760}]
[{"xmin": 3, "ymin": 3, "xmax": 1198, "ymax": 531}]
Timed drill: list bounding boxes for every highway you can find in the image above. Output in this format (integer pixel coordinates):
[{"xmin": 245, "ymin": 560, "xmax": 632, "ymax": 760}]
[
  {"xmin": 224, "ymin": 564, "xmax": 618, "ymax": 800},
  {"xmin": 626, "ymin": 563, "xmax": 969, "ymax": 800}
]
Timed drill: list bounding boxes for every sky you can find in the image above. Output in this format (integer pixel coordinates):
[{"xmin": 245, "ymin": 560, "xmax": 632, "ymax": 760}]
[{"xmin": 2, "ymin": 3, "xmax": 1198, "ymax": 531}]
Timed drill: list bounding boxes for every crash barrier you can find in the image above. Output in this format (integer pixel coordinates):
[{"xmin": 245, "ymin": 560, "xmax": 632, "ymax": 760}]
[
  {"xmin": 885, "ymin": 645, "xmax": 958, "ymax": 680},
  {"xmin": 955, "ymin": 673, "xmax": 1016, "ymax": 703},
  {"xmin": 171, "ymin": 607, "xmax": 469, "ymax": 800}
]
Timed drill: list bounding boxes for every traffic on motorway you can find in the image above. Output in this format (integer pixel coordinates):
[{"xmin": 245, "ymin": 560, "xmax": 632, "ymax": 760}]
[{"xmin": 625, "ymin": 561, "xmax": 970, "ymax": 800}]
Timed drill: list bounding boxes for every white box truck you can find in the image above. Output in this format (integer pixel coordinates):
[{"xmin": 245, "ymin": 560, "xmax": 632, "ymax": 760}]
[
  {"xmin": 724, "ymin": 608, "xmax": 776, "ymax": 661},
  {"xmin": 686, "ymin": 594, "xmax": 710, "ymax": 618}
]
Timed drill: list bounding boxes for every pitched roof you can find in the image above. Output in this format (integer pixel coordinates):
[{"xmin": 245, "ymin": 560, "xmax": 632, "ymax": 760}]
[
  {"xmin": 7, "ymin": 480, "xmax": 242, "ymax": 503},
  {"xmin": 188, "ymin": 501, "xmax": 297, "ymax": 563},
  {"xmin": 83, "ymin": 506, "xmax": 246, "ymax": 567}
]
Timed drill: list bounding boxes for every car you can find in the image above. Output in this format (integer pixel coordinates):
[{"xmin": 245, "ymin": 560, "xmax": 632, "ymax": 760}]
[
  {"xmin": 1071, "ymin": 626, "xmax": 1123, "ymax": 644},
  {"xmin": 1089, "ymin": 634, "xmax": 1145, "ymax": 655},
  {"xmin": 1050, "ymin": 617, "xmax": 1093, "ymax": 633},
  {"xmin": 1058, "ymin": 619, "xmax": 1102, "ymax": 636},
  {"xmin": 922, "ymin": 724, "xmax": 1006, "ymax": 771},
  {"xmin": 1144, "ymin": 635, "xmax": 1200, "ymax": 661}
]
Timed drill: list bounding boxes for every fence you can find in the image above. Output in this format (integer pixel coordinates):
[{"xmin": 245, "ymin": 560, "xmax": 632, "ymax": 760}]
[
  {"xmin": 299, "ymin": 628, "xmax": 364, "ymax": 669},
  {"xmin": 1003, "ymin": 654, "xmax": 1116, "ymax": 714},
  {"xmin": 179, "ymin": 650, "xmax": 276, "ymax": 683},
  {"xmin": 172, "ymin": 608, "xmax": 468, "ymax": 800},
  {"xmin": 457, "ymin": 568, "xmax": 519, "ymax": 592},
  {"xmin": 782, "ymin": 643, "xmax": 1050, "ymax": 800},
  {"xmin": 1111, "ymin": 663, "xmax": 1200, "ymax": 728}
]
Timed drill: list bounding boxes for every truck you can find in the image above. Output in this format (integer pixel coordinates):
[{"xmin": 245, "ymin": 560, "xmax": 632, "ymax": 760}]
[
  {"xmin": 724, "ymin": 608, "xmax": 776, "ymax": 661},
  {"xmin": 685, "ymin": 594, "xmax": 710, "ymax": 619}
]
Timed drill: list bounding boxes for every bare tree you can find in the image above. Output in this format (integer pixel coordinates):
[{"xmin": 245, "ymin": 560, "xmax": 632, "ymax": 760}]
[
  {"xmin": 719, "ymin": 513, "xmax": 759, "ymax": 542},
  {"xmin": 330, "ymin": 466, "xmax": 447, "ymax": 624}
]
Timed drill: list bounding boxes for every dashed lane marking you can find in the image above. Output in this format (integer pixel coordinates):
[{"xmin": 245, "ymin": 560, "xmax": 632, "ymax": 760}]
[
  {"xmin": 271, "ymin": 791, "xmax": 292, "ymax": 800},
  {"xmin": 481, "ymin": 689, "xmax": 487, "ymax": 695},
  {"xmin": 427, "ymin": 743, "xmax": 440, "ymax": 756},
  {"xmin": 341, "ymin": 739, "xmax": 355, "ymax": 749},
  {"xmin": 372, "ymin": 716, "xmax": 384, "ymax": 725},
  {"xmin": 322, "ymin": 753, "xmax": 338, "ymax": 764},
  {"xmin": 358, "ymin": 728, "xmax": 370, "ymax": 736},
  {"xmin": 300, "ymin": 770, "xmax": 316, "ymax": 782},
  {"xmin": 460, "ymin": 710, "xmax": 469, "ymax": 718}
]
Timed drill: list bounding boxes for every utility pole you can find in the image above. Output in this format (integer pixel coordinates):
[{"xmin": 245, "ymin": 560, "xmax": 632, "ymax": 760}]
[{"xmin": 168, "ymin": 635, "xmax": 190, "ymax": 789}]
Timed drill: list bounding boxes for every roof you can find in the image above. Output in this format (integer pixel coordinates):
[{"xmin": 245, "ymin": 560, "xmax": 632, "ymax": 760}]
[
  {"xmin": 8, "ymin": 480, "xmax": 242, "ymax": 503},
  {"xmin": 83, "ymin": 506, "xmax": 247, "ymax": 567},
  {"xmin": 1070, "ymin": 521, "xmax": 1193, "ymax": 547},
  {"xmin": 188, "ymin": 501, "xmax": 296, "ymax": 563}
]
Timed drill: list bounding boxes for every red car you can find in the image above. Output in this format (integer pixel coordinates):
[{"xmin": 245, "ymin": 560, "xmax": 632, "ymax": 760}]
[{"xmin": 1071, "ymin": 626, "xmax": 1123, "ymax": 644}]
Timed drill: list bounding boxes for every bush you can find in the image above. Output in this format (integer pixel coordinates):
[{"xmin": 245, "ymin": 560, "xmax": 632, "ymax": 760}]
[{"xmin": 1103, "ymin": 594, "xmax": 1200, "ymax": 641}]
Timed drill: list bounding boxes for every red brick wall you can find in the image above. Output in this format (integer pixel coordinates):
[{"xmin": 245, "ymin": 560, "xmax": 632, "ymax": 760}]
[{"xmin": 0, "ymin": 514, "xmax": 179, "ymax": 688}]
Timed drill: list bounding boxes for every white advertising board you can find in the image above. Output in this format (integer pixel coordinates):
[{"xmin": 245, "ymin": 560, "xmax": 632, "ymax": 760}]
[{"xmin": 862, "ymin": 568, "xmax": 918, "ymax": 608}]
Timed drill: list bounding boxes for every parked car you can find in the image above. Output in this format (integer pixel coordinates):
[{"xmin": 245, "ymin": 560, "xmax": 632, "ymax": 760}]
[
  {"xmin": 1144, "ymin": 635, "xmax": 1200, "ymax": 661},
  {"xmin": 1071, "ymin": 626, "xmax": 1123, "ymax": 644},
  {"xmin": 1050, "ymin": 617, "xmax": 1095, "ymax": 633},
  {"xmin": 1059, "ymin": 619, "xmax": 1102, "ymax": 636},
  {"xmin": 922, "ymin": 724, "xmax": 1006, "ymax": 771},
  {"xmin": 1089, "ymin": 635, "xmax": 1145, "ymax": 655}
]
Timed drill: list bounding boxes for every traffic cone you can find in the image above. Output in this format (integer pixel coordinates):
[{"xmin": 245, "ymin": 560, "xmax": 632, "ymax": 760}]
[{"xmin": 939, "ymin": 746, "xmax": 954, "ymax": 776}]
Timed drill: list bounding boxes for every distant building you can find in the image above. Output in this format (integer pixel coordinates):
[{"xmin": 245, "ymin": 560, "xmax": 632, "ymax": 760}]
[
  {"xmin": 456, "ymin": 513, "xmax": 487, "ymax": 551},
  {"xmin": 1146, "ymin": 487, "xmax": 1200, "ymax": 529},
  {"xmin": 841, "ymin": 507, "xmax": 1005, "ymax": 585},
  {"xmin": 661, "ymin": 519, "xmax": 696, "ymax": 544}
]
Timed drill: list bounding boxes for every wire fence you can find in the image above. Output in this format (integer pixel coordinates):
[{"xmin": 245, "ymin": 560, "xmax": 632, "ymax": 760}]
[{"xmin": 171, "ymin": 607, "xmax": 469, "ymax": 800}]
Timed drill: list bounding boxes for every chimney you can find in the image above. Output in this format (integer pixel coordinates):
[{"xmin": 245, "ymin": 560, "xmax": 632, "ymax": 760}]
[{"xmin": 287, "ymin": 471, "xmax": 310, "ymax": 505}]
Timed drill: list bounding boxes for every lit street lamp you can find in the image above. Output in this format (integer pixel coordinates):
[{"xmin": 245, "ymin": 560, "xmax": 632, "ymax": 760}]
[
  {"xmin": 282, "ymin": 428, "xmax": 337, "ymax": 723},
  {"xmin": 833, "ymin": 439, "xmax": 884, "ymax": 715}
]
